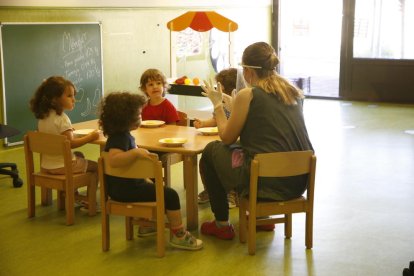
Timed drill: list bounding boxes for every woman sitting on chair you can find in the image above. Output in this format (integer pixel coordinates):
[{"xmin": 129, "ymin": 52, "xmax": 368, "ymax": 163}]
[{"xmin": 199, "ymin": 42, "xmax": 314, "ymax": 240}]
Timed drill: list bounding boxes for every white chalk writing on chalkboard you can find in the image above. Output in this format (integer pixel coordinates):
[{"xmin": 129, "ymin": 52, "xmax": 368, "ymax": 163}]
[
  {"xmin": 61, "ymin": 31, "xmax": 101, "ymax": 117},
  {"xmin": 1, "ymin": 23, "xmax": 103, "ymax": 145}
]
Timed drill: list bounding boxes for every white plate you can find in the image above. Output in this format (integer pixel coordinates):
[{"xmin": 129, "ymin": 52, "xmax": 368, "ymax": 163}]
[
  {"xmin": 198, "ymin": 127, "xmax": 218, "ymax": 135},
  {"xmin": 73, "ymin": 129, "xmax": 95, "ymax": 137},
  {"xmin": 159, "ymin": 137, "xmax": 187, "ymax": 147},
  {"xmin": 141, "ymin": 120, "xmax": 165, "ymax": 128}
]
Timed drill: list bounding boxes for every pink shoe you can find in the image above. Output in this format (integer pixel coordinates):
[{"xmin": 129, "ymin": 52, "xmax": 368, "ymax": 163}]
[{"xmin": 201, "ymin": 221, "xmax": 235, "ymax": 240}]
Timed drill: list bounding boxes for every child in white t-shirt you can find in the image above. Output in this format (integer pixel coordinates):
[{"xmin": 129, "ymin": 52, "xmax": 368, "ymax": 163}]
[{"xmin": 29, "ymin": 76, "xmax": 100, "ymax": 208}]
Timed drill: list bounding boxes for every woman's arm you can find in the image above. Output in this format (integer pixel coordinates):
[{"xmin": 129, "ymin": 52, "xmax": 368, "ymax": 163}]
[
  {"xmin": 107, "ymin": 147, "xmax": 151, "ymax": 168},
  {"xmin": 215, "ymin": 88, "xmax": 252, "ymax": 145}
]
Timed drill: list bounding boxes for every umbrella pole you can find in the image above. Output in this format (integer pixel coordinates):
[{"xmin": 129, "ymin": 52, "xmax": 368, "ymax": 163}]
[
  {"xmin": 169, "ymin": 27, "xmax": 173, "ymax": 77},
  {"xmin": 228, "ymin": 23, "xmax": 233, "ymax": 67}
]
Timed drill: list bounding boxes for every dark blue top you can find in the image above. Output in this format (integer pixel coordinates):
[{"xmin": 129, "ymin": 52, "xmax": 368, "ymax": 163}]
[{"xmin": 104, "ymin": 132, "xmax": 145, "ymax": 199}]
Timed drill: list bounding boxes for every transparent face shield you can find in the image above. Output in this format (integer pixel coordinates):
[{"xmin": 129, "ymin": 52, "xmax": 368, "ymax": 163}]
[
  {"xmin": 236, "ymin": 63, "xmax": 262, "ymax": 91},
  {"xmin": 236, "ymin": 67, "xmax": 248, "ymax": 92}
]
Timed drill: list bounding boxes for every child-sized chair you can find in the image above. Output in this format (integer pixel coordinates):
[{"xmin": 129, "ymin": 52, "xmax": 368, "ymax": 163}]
[
  {"xmin": 24, "ymin": 131, "xmax": 97, "ymax": 225},
  {"xmin": 98, "ymin": 152, "xmax": 168, "ymax": 257},
  {"xmin": 239, "ymin": 150, "xmax": 316, "ymax": 255}
]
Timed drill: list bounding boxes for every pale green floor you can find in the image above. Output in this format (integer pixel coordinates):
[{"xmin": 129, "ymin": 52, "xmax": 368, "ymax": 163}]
[{"xmin": 1, "ymin": 99, "xmax": 413, "ymax": 276}]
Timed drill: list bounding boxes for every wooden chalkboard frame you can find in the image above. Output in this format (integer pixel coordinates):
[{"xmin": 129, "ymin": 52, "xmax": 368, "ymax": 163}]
[{"xmin": 0, "ymin": 22, "xmax": 104, "ymax": 146}]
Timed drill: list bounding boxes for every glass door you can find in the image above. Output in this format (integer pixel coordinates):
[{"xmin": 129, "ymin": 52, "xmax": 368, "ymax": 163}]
[
  {"xmin": 342, "ymin": 0, "xmax": 414, "ymax": 102},
  {"xmin": 278, "ymin": 0, "xmax": 343, "ymax": 98}
]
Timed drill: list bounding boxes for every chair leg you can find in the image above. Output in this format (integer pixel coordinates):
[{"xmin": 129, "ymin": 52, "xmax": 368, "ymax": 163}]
[
  {"xmin": 57, "ymin": 191, "xmax": 65, "ymax": 210},
  {"xmin": 41, "ymin": 187, "xmax": 52, "ymax": 206},
  {"xmin": 102, "ymin": 212, "xmax": 110, "ymax": 251},
  {"xmin": 125, "ymin": 217, "xmax": 133, "ymax": 240},
  {"xmin": 239, "ymin": 203, "xmax": 247, "ymax": 243},
  {"xmin": 65, "ymin": 189, "xmax": 75, "ymax": 226},
  {"xmin": 27, "ymin": 183, "xmax": 35, "ymax": 218},
  {"xmin": 87, "ymin": 175, "xmax": 97, "ymax": 216},
  {"xmin": 305, "ymin": 211, "xmax": 313, "ymax": 249},
  {"xmin": 285, "ymin": 214, "xmax": 292, "ymax": 239},
  {"xmin": 247, "ymin": 211, "xmax": 257, "ymax": 255},
  {"xmin": 156, "ymin": 217, "xmax": 165, "ymax": 257}
]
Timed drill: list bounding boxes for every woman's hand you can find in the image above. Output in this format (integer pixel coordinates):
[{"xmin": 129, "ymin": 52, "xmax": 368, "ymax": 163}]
[{"xmin": 201, "ymin": 79, "xmax": 223, "ymax": 108}]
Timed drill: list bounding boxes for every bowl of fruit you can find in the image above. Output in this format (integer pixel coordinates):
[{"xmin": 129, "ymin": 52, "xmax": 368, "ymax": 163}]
[{"xmin": 168, "ymin": 76, "xmax": 204, "ymax": 97}]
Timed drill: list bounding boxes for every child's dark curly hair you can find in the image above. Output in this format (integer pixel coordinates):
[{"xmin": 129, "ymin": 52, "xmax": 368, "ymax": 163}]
[
  {"xmin": 99, "ymin": 92, "xmax": 147, "ymax": 136},
  {"xmin": 30, "ymin": 76, "xmax": 76, "ymax": 119},
  {"xmin": 215, "ymin": 68, "xmax": 237, "ymax": 96},
  {"xmin": 139, "ymin": 68, "xmax": 168, "ymax": 97}
]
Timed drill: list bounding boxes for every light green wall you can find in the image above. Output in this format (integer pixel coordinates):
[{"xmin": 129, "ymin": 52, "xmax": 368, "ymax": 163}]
[{"xmin": 0, "ymin": 6, "xmax": 271, "ymax": 148}]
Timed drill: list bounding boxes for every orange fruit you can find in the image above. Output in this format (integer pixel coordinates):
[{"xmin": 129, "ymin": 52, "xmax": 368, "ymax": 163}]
[{"xmin": 193, "ymin": 77, "xmax": 200, "ymax": 85}]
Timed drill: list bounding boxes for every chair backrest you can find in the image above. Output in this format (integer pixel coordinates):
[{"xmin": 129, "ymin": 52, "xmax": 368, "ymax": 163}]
[
  {"xmin": 250, "ymin": 150, "xmax": 316, "ymax": 200},
  {"xmin": 24, "ymin": 130, "xmax": 98, "ymax": 225},
  {"xmin": 24, "ymin": 131, "xmax": 74, "ymax": 177},
  {"xmin": 241, "ymin": 150, "xmax": 317, "ymax": 254},
  {"xmin": 177, "ymin": 111, "xmax": 188, "ymax": 126},
  {"xmin": 98, "ymin": 151, "xmax": 166, "ymax": 256},
  {"xmin": 98, "ymin": 152, "xmax": 164, "ymax": 202}
]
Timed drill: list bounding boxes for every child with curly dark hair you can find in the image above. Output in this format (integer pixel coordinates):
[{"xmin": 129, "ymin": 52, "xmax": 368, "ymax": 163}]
[
  {"xmin": 98, "ymin": 91, "xmax": 203, "ymax": 251},
  {"xmin": 29, "ymin": 76, "xmax": 99, "ymax": 209}
]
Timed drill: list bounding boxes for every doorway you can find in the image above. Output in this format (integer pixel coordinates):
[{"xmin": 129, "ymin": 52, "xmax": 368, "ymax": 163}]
[{"xmin": 277, "ymin": 0, "xmax": 343, "ymax": 98}]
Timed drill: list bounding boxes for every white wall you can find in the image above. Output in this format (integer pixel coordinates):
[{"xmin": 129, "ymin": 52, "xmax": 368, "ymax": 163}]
[
  {"xmin": 0, "ymin": 3, "xmax": 272, "ymax": 114},
  {"xmin": 0, "ymin": 0, "xmax": 271, "ymax": 8}
]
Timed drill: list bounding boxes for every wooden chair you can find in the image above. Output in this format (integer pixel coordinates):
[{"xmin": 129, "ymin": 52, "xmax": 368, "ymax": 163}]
[
  {"xmin": 24, "ymin": 131, "xmax": 97, "ymax": 226},
  {"xmin": 239, "ymin": 150, "xmax": 316, "ymax": 255},
  {"xmin": 161, "ymin": 110, "xmax": 188, "ymax": 187},
  {"xmin": 98, "ymin": 152, "xmax": 167, "ymax": 257}
]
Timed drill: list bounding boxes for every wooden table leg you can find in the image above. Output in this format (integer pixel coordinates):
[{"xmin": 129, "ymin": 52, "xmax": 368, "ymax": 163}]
[{"xmin": 183, "ymin": 154, "xmax": 198, "ymax": 230}]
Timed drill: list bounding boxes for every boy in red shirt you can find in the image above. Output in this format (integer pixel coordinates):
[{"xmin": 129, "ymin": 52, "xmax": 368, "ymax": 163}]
[{"xmin": 140, "ymin": 69, "xmax": 179, "ymax": 124}]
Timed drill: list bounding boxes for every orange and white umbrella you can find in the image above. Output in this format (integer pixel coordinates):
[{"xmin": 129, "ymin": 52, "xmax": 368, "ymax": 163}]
[
  {"xmin": 167, "ymin": 11, "xmax": 238, "ymax": 32},
  {"xmin": 167, "ymin": 11, "xmax": 238, "ymax": 77}
]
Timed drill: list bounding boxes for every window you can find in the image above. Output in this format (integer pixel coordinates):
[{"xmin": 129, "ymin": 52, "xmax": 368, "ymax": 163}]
[{"xmin": 354, "ymin": 0, "xmax": 414, "ymax": 59}]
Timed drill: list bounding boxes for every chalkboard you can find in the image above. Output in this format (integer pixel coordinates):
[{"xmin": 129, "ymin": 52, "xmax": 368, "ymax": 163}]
[{"xmin": 0, "ymin": 23, "xmax": 103, "ymax": 145}]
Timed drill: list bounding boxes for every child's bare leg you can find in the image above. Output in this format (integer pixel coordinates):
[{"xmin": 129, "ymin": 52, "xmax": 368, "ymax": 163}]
[
  {"xmin": 166, "ymin": 209, "xmax": 203, "ymax": 250},
  {"xmin": 166, "ymin": 210, "xmax": 183, "ymax": 230}
]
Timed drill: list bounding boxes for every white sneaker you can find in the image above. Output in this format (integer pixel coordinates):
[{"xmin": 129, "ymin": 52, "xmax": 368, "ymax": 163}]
[
  {"xmin": 198, "ymin": 190, "xmax": 210, "ymax": 204},
  {"xmin": 227, "ymin": 190, "xmax": 238, "ymax": 209},
  {"xmin": 137, "ymin": 226, "xmax": 157, "ymax": 237},
  {"xmin": 169, "ymin": 230, "xmax": 203, "ymax": 251}
]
